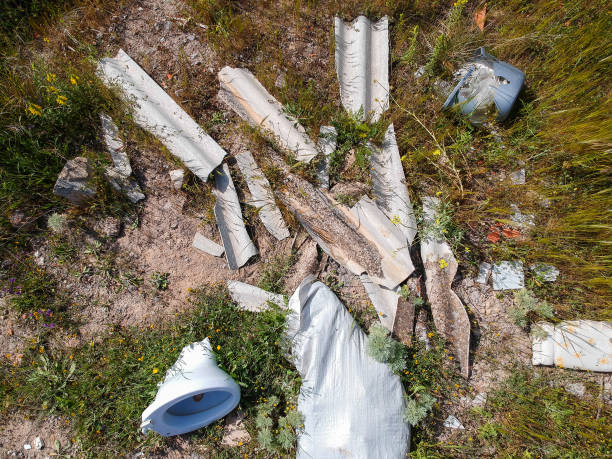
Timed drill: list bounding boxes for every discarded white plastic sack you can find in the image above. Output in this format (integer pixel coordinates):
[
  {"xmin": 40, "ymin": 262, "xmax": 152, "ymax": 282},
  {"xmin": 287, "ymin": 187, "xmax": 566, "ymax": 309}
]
[
  {"xmin": 532, "ymin": 320, "xmax": 612, "ymax": 372},
  {"xmin": 287, "ymin": 277, "xmax": 410, "ymax": 458}
]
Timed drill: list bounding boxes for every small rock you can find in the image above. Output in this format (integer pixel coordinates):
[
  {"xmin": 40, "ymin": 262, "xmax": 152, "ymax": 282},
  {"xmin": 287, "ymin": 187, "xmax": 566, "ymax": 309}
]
[
  {"xmin": 221, "ymin": 409, "xmax": 251, "ymax": 447},
  {"xmin": 53, "ymin": 157, "xmax": 97, "ymax": 206},
  {"xmin": 476, "ymin": 262, "xmax": 491, "ymax": 284},
  {"xmin": 565, "ymin": 382, "xmax": 585, "ymax": 398},
  {"xmin": 169, "ymin": 219, "xmax": 179, "ymax": 230},
  {"xmin": 443, "ymin": 415, "xmax": 464, "ymax": 429},
  {"xmin": 414, "ymin": 66, "xmax": 425, "ymax": 79},
  {"xmin": 96, "ymin": 216, "xmax": 122, "ymax": 238},
  {"xmin": 530, "ymin": 263, "xmax": 559, "ymax": 282},
  {"xmin": 169, "ymin": 169, "xmax": 185, "ymax": 190},
  {"xmin": 492, "ymin": 260, "xmax": 524, "ymax": 290},
  {"xmin": 275, "ymin": 72, "xmax": 286, "ymax": 89},
  {"xmin": 34, "ymin": 250, "xmax": 44, "ymax": 266},
  {"xmin": 34, "ymin": 436, "xmax": 43, "ymax": 450},
  {"xmin": 23, "ymin": 444, "xmax": 31, "ymax": 450},
  {"xmin": 510, "ymin": 169, "xmax": 526, "ymax": 185}
]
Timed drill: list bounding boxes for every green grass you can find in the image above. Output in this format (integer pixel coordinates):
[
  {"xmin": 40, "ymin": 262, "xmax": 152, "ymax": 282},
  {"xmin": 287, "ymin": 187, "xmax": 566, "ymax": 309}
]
[{"xmin": 1, "ymin": 286, "xmax": 300, "ymax": 456}]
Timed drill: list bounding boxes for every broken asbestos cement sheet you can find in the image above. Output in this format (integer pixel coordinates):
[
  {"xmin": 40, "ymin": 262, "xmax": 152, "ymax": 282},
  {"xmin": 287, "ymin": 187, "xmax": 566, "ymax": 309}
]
[
  {"xmin": 335, "ymin": 16, "xmax": 389, "ymax": 122},
  {"xmin": 316, "ymin": 125, "xmax": 337, "ymax": 189},
  {"xmin": 192, "ymin": 232, "xmax": 224, "ymax": 257},
  {"xmin": 98, "ymin": 49, "xmax": 226, "ymax": 182},
  {"xmin": 370, "ymin": 124, "xmax": 417, "ymax": 244},
  {"xmin": 360, "ymin": 274, "xmax": 399, "ymax": 331},
  {"xmin": 227, "ymin": 280, "xmax": 285, "ymax": 312},
  {"xmin": 277, "ymin": 172, "xmax": 409, "ymax": 289},
  {"xmin": 234, "ymin": 151, "xmax": 290, "ymax": 241},
  {"xmin": 286, "ymin": 277, "xmax": 409, "ymax": 458},
  {"xmin": 213, "ymin": 163, "xmax": 258, "ymax": 270},
  {"xmin": 532, "ymin": 320, "xmax": 612, "ymax": 372},
  {"xmin": 348, "ymin": 196, "xmax": 414, "ymax": 285},
  {"xmin": 421, "ymin": 196, "xmax": 470, "ymax": 378},
  {"xmin": 100, "ymin": 113, "xmax": 144, "ymax": 203},
  {"xmin": 218, "ymin": 67, "xmax": 318, "ymax": 163}
]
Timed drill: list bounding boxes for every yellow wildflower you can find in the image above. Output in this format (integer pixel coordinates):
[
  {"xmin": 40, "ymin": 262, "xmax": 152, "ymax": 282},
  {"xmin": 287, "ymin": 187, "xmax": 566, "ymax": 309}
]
[
  {"xmin": 70, "ymin": 75, "xmax": 79, "ymax": 85},
  {"xmin": 436, "ymin": 191, "xmax": 442, "ymax": 197},
  {"xmin": 56, "ymin": 95, "xmax": 67, "ymax": 105},
  {"xmin": 390, "ymin": 214, "xmax": 401, "ymax": 225},
  {"xmin": 216, "ymin": 345, "xmax": 221, "ymax": 351},
  {"xmin": 27, "ymin": 103, "xmax": 42, "ymax": 116},
  {"xmin": 46, "ymin": 85, "xmax": 60, "ymax": 94},
  {"xmin": 46, "ymin": 73, "xmax": 56, "ymax": 83},
  {"xmin": 439, "ymin": 258, "xmax": 448, "ymax": 269},
  {"xmin": 152, "ymin": 368, "xmax": 159, "ymax": 374},
  {"xmin": 432, "ymin": 148, "xmax": 441, "ymax": 156}
]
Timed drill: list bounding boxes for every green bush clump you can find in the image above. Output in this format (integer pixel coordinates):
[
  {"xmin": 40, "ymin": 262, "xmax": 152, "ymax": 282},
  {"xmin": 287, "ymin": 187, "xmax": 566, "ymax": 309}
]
[{"xmin": 366, "ymin": 323, "xmax": 407, "ymax": 374}]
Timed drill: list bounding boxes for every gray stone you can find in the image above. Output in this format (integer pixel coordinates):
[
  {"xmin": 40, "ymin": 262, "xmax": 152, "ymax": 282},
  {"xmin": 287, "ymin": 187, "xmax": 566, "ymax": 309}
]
[
  {"xmin": 510, "ymin": 169, "xmax": 526, "ymax": 185},
  {"xmin": 169, "ymin": 169, "xmax": 185, "ymax": 190},
  {"xmin": 221, "ymin": 410, "xmax": 251, "ymax": 446},
  {"xmin": 492, "ymin": 260, "xmax": 524, "ymax": 290},
  {"xmin": 510, "ymin": 204, "xmax": 535, "ymax": 228},
  {"xmin": 53, "ymin": 157, "xmax": 96, "ymax": 205}
]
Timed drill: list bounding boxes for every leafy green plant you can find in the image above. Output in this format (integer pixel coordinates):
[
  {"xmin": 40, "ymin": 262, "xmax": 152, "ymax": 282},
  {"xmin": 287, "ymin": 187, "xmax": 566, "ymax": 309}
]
[
  {"xmin": 424, "ymin": 33, "xmax": 449, "ymax": 75},
  {"xmin": 509, "ymin": 289, "xmax": 554, "ymax": 328},
  {"xmin": 47, "ymin": 213, "xmax": 67, "ymax": 233},
  {"xmin": 403, "ymin": 388, "xmax": 436, "ymax": 426},
  {"xmin": 150, "ymin": 272, "xmax": 170, "ymax": 291},
  {"xmin": 258, "ymin": 254, "xmax": 295, "ymax": 294},
  {"xmin": 419, "ymin": 198, "xmax": 463, "ymax": 250},
  {"xmin": 366, "ymin": 323, "xmax": 407, "ymax": 374},
  {"xmin": 400, "ymin": 25, "xmax": 419, "ymax": 67},
  {"xmin": 255, "ymin": 395, "xmax": 303, "ymax": 452}
]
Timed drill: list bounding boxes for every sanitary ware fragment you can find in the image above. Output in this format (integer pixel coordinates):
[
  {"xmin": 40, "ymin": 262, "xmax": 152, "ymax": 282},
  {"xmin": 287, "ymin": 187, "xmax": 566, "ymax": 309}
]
[
  {"xmin": 218, "ymin": 67, "xmax": 318, "ymax": 162},
  {"xmin": 98, "ymin": 49, "xmax": 226, "ymax": 181},
  {"xmin": 421, "ymin": 196, "xmax": 470, "ymax": 378},
  {"xmin": 227, "ymin": 280, "xmax": 285, "ymax": 312},
  {"xmin": 443, "ymin": 415, "xmax": 465, "ymax": 429},
  {"xmin": 530, "ymin": 263, "xmax": 559, "ymax": 282},
  {"xmin": 286, "ymin": 277, "xmax": 410, "ymax": 458},
  {"xmin": 335, "ymin": 16, "xmax": 389, "ymax": 121},
  {"xmin": 476, "ymin": 262, "xmax": 492, "ymax": 284},
  {"xmin": 532, "ymin": 320, "xmax": 612, "ymax": 372},
  {"xmin": 192, "ymin": 232, "xmax": 224, "ymax": 257},
  {"xmin": 370, "ymin": 124, "xmax": 417, "ymax": 244},
  {"xmin": 492, "ymin": 260, "xmax": 524, "ymax": 290},
  {"xmin": 360, "ymin": 274, "xmax": 399, "ymax": 331},
  {"xmin": 316, "ymin": 126, "xmax": 337, "ymax": 189},
  {"xmin": 442, "ymin": 47, "xmax": 525, "ymax": 124},
  {"xmin": 213, "ymin": 163, "xmax": 258, "ymax": 269},
  {"xmin": 104, "ymin": 167, "xmax": 145, "ymax": 203},
  {"xmin": 234, "ymin": 150, "xmax": 290, "ymax": 241}
]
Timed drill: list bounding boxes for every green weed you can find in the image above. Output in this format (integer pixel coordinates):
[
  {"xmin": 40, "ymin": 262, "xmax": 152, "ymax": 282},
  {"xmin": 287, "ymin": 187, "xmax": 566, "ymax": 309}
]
[
  {"xmin": 150, "ymin": 272, "xmax": 170, "ymax": 291},
  {"xmin": 366, "ymin": 323, "xmax": 407, "ymax": 374},
  {"xmin": 258, "ymin": 254, "xmax": 295, "ymax": 295},
  {"xmin": 509, "ymin": 289, "xmax": 555, "ymax": 328}
]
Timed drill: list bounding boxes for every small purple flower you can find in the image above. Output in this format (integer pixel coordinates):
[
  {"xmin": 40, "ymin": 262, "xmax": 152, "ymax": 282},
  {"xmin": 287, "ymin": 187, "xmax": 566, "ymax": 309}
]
[
  {"xmin": 43, "ymin": 323, "xmax": 48, "ymax": 328},
  {"xmin": 45, "ymin": 310, "xmax": 51, "ymax": 317},
  {"xmin": 9, "ymin": 278, "xmax": 15, "ymax": 283},
  {"xmin": 49, "ymin": 323, "xmax": 55, "ymax": 328}
]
